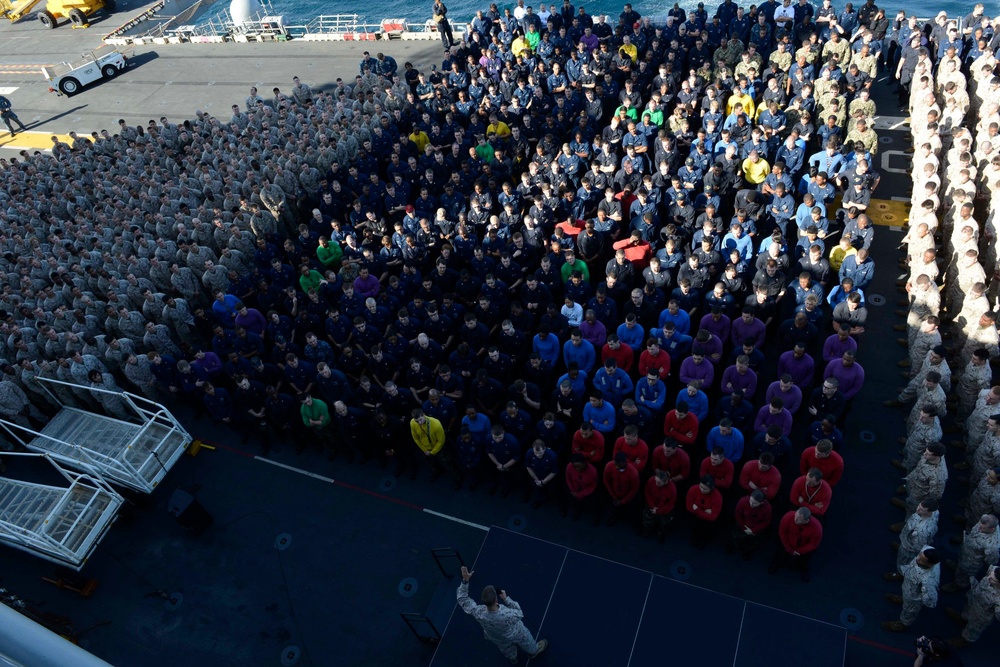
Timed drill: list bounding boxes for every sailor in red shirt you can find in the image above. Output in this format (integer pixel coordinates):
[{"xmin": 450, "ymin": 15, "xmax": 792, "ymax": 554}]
[
  {"xmin": 571, "ymin": 422, "xmax": 605, "ymax": 466},
  {"xmin": 601, "ymin": 335, "xmax": 634, "ymax": 374},
  {"xmin": 565, "ymin": 453, "xmax": 599, "ymax": 524},
  {"xmin": 613, "ymin": 425, "xmax": 649, "ymax": 474},
  {"xmin": 664, "ymin": 403, "xmax": 699, "ymax": 447},
  {"xmin": 686, "ymin": 475, "xmax": 723, "ymax": 547},
  {"xmin": 612, "ymin": 230, "xmax": 652, "ymax": 271},
  {"xmin": 700, "ymin": 448, "xmax": 735, "ymax": 490},
  {"xmin": 799, "ymin": 439, "xmax": 844, "ymax": 487},
  {"xmin": 790, "ymin": 468, "xmax": 833, "ymax": 518},
  {"xmin": 641, "ymin": 470, "xmax": 677, "ymax": 542},
  {"xmin": 651, "ymin": 438, "xmax": 690, "ymax": 485},
  {"xmin": 727, "ymin": 490, "xmax": 773, "ymax": 559},
  {"xmin": 603, "ymin": 452, "xmax": 640, "ymax": 527},
  {"xmin": 769, "ymin": 507, "xmax": 824, "ymax": 582},
  {"xmin": 738, "ymin": 452, "xmax": 782, "ymax": 500},
  {"xmin": 638, "ymin": 339, "xmax": 671, "ymax": 380}
]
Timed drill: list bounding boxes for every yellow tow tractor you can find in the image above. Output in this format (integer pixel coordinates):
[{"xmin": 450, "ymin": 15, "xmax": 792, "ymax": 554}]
[{"xmin": 0, "ymin": 0, "xmax": 115, "ymax": 28}]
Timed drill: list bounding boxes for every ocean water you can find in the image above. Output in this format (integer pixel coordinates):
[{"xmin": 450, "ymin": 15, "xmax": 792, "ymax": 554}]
[{"xmin": 248, "ymin": 0, "xmax": 974, "ymax": 29}]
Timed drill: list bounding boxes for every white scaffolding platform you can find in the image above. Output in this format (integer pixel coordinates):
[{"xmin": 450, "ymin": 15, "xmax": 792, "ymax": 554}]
[
  {"xmin": 0, "ymin": 453, "xmax": 123, "ymax": 570},
  {"xmin": 0, "ymin": 378, "xmax": 192, "ymax": 494}
]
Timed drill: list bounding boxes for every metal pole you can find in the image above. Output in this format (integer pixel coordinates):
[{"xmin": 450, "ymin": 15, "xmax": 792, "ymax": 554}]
[{"xmin": 0, "ymin": 599, "xmax": 114, "ymax": 666}]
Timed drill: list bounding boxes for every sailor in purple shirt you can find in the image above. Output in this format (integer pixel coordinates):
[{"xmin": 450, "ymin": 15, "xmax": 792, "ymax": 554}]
[
  {"xmin": 777, "ymin": 344, "xmax": 816, "ymax": 390},
  {"xmin": 693, "ymin": 329, "xmax": 724, "ymax": 365},
  {"xmin": 822, "ymin": 324, "xmax": 859, "ymax": 364},
  {"xmin": 753, "ymin": 398, "xmax": 794, "ymax": 436},
  {"xmin": 721, "ymin": 355, "xmax": 758, "ymax": 399},
  {"xmin": 730, "ymin": 307, "xmax": 767, "ymax": 348},
  {"xmin": 699, "ymin": 307, "xmax": 732, "ymax": 343},
  {"xmin": 823, "ymin": 350, "xmax": 865, "ymax": 401},
  {"xmin": 234, "ymin": 303, "xmax": 267, "ymax": 336},
  {"xmin": 679, "ymin": 347, "xmax": 715, "ymax": 388},
  {"xmin": 765, "ymin": 374, "xmax": 803, "ymax": 415},
  {"xmin": 353, "ymin": 266, "xmax": 381, "ymax": 299},
  {"xmin": 579, "ymin": 309, "xmax": 608, "ymax": 348}
]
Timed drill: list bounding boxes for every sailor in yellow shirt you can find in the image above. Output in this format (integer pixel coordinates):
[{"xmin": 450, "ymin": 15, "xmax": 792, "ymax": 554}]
[
  {"xmin": 828, "ymin": 236, "xmax": 857, "ymax": 272},
  {"xmin": 410, "ymin": 409, "xmax": 448, "ymax": 480},
  {"xmin": 618, "ymin": 35, "xmax": 637, "ymax": 63},
  {"xmin": 487, "ymin": 114, "xmax": 511, "ymax": 139},
  {"xmin": 511, "ymin": 34, "xmax": 531, "ymax": 58},
  {"xmin": 409, "ymin": 128, "xmax": 430, "ymax": 153},
  {"xmin": 726, "ymin": 86, "xmax": 755, "ymax": 120},
  {"xmin": 742, "ymin": 150, "xmax": 770, "ymax": 186}
]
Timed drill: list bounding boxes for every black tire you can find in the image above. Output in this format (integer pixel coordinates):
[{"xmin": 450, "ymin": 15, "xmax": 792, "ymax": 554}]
[
  {"xmin": 38, "ymin": 10, "xmax": 55, "ymax": 28},
  {"xmin": 104, "ymin": 0, "xmax": 116, "ymax": 11},
  {"xmin": 58, "ymin": 77, "xmax": 80, "ymax": 96},
  {"xmin": 68, "ymin": 8, "xmax": 87, "ymax": 26},
  {"xmin": 102, "ymin": 64, "xmax": 118, "ymax": 78}
]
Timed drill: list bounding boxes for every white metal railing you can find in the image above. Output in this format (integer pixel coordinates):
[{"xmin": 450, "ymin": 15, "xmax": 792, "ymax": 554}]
[
  {"xmin": 0, "ymin": 377, "xmax": 191, "ymax": 494},
  {"xmin": 0, "ymin": 452, "xmax": 123, "ymax": 570}
]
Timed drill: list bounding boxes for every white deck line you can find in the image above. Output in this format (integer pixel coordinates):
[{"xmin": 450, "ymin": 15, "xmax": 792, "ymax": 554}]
[
  {"xmin": 422, "ymin": 509, "xmax": 488, "ymax": 531},
  {"xmin": 252, "ymin": 456, "xmax": 335, "ymax": 483},
  {"xmin": 525, "ymin": 549, "xmax": 569, "ymax": 666},
  {"xmin": 624, "ymin": 575, "xmax": 655, "ymax": 667},
  {"xmin": 428, "ymin": 527, "xmax": 495, "ymax": 666},
  {"xmin": 731, "ymin": 601, "xmax": 748, "ymax": 667}
]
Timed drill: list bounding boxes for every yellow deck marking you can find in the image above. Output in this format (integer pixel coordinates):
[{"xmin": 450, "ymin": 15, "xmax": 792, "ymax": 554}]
[
  {"xmin": 867, "ymin": 198, "xmax": 909, "ymax": 227},
  {"xmin": 0, "ymin": 130, "xmax": 75, "ymax": 151}
]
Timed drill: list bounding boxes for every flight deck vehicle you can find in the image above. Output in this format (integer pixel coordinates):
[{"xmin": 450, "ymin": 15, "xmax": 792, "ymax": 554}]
[
  {"xmin": 42, "ymin": 44, "xmax": 127, "ymax": 95},
  {"xmin": 0, "ymin": 0, "xmax": 115, "ymax": 28}
]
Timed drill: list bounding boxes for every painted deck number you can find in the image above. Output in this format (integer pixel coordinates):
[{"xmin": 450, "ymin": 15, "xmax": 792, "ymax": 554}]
[{"xmin": 880, "ymin": 150, "xmax": 910, "ymax": 174}]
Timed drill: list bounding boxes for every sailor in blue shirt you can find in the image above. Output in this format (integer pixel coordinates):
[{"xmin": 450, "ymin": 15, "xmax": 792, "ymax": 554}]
[
  {"xmin": 790, "ymin": 273, "xmax": 825, "ymax": 306},
  {"xmin": 635, "ymin": 370, "xmax": 667, "ymax": 413},
  {"xmin": 593, "ymin": 359, "xmax": 634, "ymax": 405},
  {"xmin": 775, "ymin": 137, "xmax": 804, "ymax": 178},
  {"xmin": 487, "ymin": 425, "xmax": 521, "ymax": 497},
  {"xmin": 525, "ymin": 441, "xmax": 561, "ymax": 507},
  {"xmin": 723, "ymin": 222, "xmax": 754, "ymax": 263},
  {"xmin": 826, "ymin": 278, "xmax": 865, "ymax": 308},
  {"xmin": 807, "ymin": 146, "xmax": 845, "ymax": 177},
  {"xmin": 838, "ymin": 249, "xmax": 875, "ymax": 291},
  {"xmin": 658, "ymin": 300, "xmax": 692, "ymax": 334},
  {"xmin": 768, "ymin": 184, "xmax": 797, "ymax": 234},
  {"xmin": 677, "ymin": 383, "xmax": 709, "ymax": 423},
  {"xmin": 707, "ymin": 418, "xmax": 745, "ymax": 461},
  {"xmin": 582, "ymin": 390, "xmax": 616, "ymax": 434},
  {"xmin": 655, "ymin": 322, "xmax": 693, "ymax": 367},
  {"xmin": 556, "ymin": 365, "xmax": 589, "ymax": 401},
  {"xmin": 616, "ymin": 315, "xmax": 646, "ymax": 350},
  {"xmin": 461, "ymin": 406, "xmax": 493, "ymax": 445},
  {"xmin": 563, "ymin": 330, "xmax": 597, "ymax": 374}
]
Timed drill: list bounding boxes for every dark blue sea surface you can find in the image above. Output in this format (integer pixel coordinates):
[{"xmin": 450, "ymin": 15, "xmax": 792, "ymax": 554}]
[{"xmin": 232, "ymin": 0, "xmax": 974, "ymax": 29}]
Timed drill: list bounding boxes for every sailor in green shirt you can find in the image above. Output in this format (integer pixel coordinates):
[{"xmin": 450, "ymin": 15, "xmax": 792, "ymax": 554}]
[
  {"xmin": 525, "ymin": 23, "xmax": 540, "ymax": 51},
  {"xmin": 300, "ymin": 394, "xmax": 331, "ymax": 439},
  {"xmin": 299, "ymin": 265, "xmax": 326, "ymax": 293},
  {"xmin": 612, "ymin": 99, "xmax": 638, "ymax": 123},
  {"xmin": 560, "ymin": 250, "xmax": 590, "ymax": 283},
  {"xmin": 317, "ymin": 236, "xmax": 343, "ymax": 270}
]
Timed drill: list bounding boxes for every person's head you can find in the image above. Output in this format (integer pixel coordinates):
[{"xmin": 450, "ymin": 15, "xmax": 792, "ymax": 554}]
[
  {"xmin": 916, "ymin": 546, "xmax": 941, "ymax": 569},
  {"xmin": 978, "ymin": 514, "xmax": 1000, "ymax": 535},
  {"xmin": 698, "ymin": 475, "xmax": 715, "ymax": 495}
]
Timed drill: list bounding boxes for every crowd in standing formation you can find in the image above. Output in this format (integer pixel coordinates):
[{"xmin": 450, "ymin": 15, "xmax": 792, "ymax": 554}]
[
  {"xmin": 877, "ymin": 3, "xmax": 1000, "ymax": 646},
  {"xmin": 0, "ymin": 0, "xmax": 996, "ymax": 650}
]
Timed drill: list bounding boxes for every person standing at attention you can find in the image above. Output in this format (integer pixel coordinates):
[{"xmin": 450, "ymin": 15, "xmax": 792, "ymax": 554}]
[
  {"xmin": 456, "ymin": 566, "xmax": 548, "ymax": 663},
  {"xmin": 433, "ymin": 0, "xmax": 456, "ymax": 49}
]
